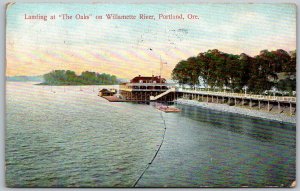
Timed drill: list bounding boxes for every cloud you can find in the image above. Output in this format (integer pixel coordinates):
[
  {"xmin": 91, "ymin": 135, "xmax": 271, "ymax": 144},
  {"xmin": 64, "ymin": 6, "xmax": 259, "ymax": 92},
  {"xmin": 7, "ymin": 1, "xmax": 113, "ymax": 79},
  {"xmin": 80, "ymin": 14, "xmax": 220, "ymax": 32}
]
[{"xmin": 6, "ymin": 4, "xmax": 296, "ymax": 78}]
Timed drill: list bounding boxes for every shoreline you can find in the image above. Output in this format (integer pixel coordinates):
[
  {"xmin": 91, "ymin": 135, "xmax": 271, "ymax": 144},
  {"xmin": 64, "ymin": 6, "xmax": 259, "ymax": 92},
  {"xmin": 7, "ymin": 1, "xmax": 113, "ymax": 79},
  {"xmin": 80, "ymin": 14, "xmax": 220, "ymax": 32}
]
[{"xmin": 175, "ymin": 99, "xmax": 296, "ymax": 124}]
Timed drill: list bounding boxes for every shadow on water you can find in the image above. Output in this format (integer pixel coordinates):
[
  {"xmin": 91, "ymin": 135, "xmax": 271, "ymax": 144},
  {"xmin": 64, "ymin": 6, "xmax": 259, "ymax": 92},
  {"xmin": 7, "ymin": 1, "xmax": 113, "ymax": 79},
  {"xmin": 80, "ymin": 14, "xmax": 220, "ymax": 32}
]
[{"xmin": 175, "ymin": 104, "xmax": 296, "ymax": 146}]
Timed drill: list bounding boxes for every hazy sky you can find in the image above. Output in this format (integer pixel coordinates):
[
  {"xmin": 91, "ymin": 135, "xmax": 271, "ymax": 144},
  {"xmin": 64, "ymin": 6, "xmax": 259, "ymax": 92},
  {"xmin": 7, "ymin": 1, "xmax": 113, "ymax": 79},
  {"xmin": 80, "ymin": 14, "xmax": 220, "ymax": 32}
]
[{"xmin": 6, "ymin": 3, "xmax": 296, "ymax": 79}]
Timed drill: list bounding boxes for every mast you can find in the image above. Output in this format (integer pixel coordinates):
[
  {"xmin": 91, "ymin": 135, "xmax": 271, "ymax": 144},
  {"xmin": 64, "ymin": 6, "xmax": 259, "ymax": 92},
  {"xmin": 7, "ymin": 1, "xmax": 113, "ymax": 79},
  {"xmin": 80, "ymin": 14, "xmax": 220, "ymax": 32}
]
[
  {"xmin": 160, "ymin": 56, "xmax": 162, "ymax": 83},
  {"xmin": 159, "ymin": 56, "xmax": 167, "ymax": 84}
]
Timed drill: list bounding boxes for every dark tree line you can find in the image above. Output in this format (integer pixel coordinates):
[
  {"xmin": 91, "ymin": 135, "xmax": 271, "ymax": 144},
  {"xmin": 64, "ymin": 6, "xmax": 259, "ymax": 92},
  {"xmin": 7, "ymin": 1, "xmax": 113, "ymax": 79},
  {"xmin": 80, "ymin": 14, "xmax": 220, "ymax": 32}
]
[
  {"xmin": 172, "ymin": 49, "xmax": 296, "ymax": 94},
  {"xmin": 42, "ymin": 70, "xmax": 119, "ymax": 85}
]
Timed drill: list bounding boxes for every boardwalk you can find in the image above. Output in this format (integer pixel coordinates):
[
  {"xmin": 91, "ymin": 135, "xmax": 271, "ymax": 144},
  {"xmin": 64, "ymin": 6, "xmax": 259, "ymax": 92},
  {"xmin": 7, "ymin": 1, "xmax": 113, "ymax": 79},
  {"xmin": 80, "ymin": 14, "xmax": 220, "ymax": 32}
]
[
  {"xmin": 176, "ymin": 88, "xmax": 296, "ymax": 103},
  {"xmin": 149, "ymin": 87, "xmax": 296, "ymax": 103},
  {"xmin": 150, "ymin": 87, "xmax": 296, "ymax": 115}
]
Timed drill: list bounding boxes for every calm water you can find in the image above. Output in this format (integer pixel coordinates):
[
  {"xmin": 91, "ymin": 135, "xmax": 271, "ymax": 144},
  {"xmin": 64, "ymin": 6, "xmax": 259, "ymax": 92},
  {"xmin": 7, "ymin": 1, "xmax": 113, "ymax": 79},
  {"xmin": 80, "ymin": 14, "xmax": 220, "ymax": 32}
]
[{"xmin": 6, "ymin": 82, "xmax": 296, "ymax": 187}]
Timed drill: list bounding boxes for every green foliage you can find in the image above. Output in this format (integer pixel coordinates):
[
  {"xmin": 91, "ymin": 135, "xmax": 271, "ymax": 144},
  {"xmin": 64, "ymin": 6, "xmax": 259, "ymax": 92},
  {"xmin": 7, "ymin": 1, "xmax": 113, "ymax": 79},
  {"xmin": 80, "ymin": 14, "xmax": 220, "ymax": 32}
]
[
  {"xmin": 43, "ymin": 70, "xmax": 119, "ymax": 85},
  {"xmin": 277, "ymin": 78, "xmax": 296, "ymax": 93},
  {"xmin": 172, "ymin": 49, "xmax": 296, "ymax": 94}
]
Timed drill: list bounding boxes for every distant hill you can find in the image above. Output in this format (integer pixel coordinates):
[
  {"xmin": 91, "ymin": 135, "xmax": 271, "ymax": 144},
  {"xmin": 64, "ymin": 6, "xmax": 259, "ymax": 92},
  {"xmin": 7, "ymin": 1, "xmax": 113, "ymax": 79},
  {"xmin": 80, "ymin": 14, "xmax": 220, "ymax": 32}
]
[{"xmin": 6, "ymin": 75, "xmax": 43, "ymax": 82}]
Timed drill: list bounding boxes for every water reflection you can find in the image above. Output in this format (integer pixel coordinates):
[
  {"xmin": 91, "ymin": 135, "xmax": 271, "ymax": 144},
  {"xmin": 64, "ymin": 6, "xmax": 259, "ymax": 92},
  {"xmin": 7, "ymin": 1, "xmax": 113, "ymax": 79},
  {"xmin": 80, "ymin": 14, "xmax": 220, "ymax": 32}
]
[
  {"xmin": 138, "ymin": 104, "xmax": 295, "ymax": 187},
  {"xmin": 176, "ymin": 104, "xmax": 295, "ymax": 145}
]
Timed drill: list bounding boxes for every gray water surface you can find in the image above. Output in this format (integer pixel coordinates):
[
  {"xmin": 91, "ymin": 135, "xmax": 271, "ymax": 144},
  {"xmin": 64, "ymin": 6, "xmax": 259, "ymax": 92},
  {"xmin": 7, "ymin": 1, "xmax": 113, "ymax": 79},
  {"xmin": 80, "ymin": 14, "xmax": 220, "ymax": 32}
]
[{"xmin": 6, "ymin": 82, "xmax": 296, "ymax": 187}]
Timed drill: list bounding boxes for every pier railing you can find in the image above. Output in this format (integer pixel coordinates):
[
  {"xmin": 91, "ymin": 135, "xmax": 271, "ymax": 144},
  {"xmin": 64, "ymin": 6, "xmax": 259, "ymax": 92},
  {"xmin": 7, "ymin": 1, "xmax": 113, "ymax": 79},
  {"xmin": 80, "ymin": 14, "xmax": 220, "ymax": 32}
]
[
  {"xmin": 119, "ymin": 83, "xmax": 177, "ymax": 92},
  {"xmin": 120, "ymin": 88, "xmax": 168, "ymax": 92},
  {"xmin": 125, "ymin": 83, "xmax": 177, "ymax": 87},
  {"xmin": 150, "ymin": 88, "xmax": 176, "ymax": 100},
  {"xmin": 177, "ymin": 88, "xmax": 296, "ymax": 103}
]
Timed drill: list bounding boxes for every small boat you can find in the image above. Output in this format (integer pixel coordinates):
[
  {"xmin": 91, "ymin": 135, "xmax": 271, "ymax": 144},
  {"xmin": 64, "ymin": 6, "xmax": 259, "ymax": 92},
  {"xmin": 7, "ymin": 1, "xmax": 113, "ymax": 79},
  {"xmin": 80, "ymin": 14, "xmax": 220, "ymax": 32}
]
[{"xmin": 155, "ymin": 104, "xmax": 181, "ymax": 113}]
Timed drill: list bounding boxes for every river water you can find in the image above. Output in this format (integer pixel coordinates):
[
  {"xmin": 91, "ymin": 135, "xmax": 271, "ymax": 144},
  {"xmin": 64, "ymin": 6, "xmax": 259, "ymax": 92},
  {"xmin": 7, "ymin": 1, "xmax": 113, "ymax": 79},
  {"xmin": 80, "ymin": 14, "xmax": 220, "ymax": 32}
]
[{"xmin": 6, "ymin": 82, "xmax": 296, "ymax": 188}]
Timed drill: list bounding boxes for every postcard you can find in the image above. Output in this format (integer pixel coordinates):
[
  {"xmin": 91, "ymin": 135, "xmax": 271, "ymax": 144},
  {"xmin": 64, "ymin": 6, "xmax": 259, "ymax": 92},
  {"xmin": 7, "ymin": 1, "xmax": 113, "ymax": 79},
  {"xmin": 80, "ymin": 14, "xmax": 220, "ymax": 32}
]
[{"xmin": 5, "ymin": 3, "xmax": 296, "ymax": 188}]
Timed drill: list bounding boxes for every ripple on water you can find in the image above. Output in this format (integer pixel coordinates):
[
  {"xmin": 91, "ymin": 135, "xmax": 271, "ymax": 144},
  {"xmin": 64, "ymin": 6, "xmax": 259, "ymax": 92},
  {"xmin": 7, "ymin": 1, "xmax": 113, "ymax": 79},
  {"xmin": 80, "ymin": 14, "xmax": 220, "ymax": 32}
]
[{"xmin": 6, "ymin": 83, "xmax": 296, "ymax": 187}]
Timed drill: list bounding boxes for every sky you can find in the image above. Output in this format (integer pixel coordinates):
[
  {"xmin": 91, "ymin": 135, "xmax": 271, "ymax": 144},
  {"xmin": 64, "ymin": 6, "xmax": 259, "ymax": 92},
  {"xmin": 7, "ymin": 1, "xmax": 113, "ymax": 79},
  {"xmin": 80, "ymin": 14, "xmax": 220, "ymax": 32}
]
[{"xmin": 6, "ymin": 3, "xmax": 296, "ymax": 79}]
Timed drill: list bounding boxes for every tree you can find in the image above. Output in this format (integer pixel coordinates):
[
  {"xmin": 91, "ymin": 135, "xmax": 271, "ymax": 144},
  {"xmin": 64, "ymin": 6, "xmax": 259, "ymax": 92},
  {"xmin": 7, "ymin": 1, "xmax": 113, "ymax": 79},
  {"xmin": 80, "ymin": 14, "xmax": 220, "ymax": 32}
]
[
  {"xmin": 172, "ymin": 60, "xmax": 192, "ymax": 85},
  {"xmin": 43, "ymin": 70, "xmax": 119, "ymax": 85},
  {"xmin": 171, "ymin": 49, "xmax": 296, "ymax": 94}
]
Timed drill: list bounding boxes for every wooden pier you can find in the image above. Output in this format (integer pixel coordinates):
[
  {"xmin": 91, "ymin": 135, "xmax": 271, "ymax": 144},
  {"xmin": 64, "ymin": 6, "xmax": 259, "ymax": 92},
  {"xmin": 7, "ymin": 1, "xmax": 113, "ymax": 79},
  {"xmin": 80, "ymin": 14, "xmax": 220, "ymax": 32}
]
[
  {"xmin": 151, "ymin": 88, "xmax": 296, "ymax": 115},
  {"xmin": 112, "ymin": 75, "xmax": 296, "ymax": 115}
]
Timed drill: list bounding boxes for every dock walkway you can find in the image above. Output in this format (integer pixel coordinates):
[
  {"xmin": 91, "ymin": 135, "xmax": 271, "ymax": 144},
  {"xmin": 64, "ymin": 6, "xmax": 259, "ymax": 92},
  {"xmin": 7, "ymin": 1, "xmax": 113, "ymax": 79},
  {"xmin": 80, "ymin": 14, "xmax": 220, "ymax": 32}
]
[{"xmin": 176, "ymin": 88, "xmax": 296, "ymax": 103}]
